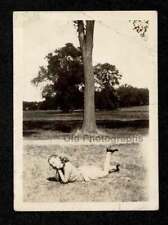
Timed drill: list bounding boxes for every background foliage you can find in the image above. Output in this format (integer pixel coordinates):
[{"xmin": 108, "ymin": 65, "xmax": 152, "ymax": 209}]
[{"xmin": 27, "ymin": 43, "xmax": 149, "ymax": 111}]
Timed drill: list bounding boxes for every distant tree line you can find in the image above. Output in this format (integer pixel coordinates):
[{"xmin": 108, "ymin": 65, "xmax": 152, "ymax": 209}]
[
  {"xmin": 23, "ymin": 84, "xmax": 149, "ymax": 111},
  {"xmin": 117, "ymin": 84, "xmax": 149, "ymax": 107}
]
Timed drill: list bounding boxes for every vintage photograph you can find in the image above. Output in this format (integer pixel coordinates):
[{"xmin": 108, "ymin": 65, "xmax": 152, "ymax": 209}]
[{"xmin": 14, "ymin": 11, "xmax": 158, "ymax": 211}]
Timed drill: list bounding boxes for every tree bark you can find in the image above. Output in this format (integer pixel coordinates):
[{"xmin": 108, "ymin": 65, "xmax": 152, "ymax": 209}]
[
  {"xmin": 82, "ymin": 51, "xmax": 97, "ymax": 133},
  {"xmin": 77, "ymin": 20, "xmax": 97, "ymax": 133}
]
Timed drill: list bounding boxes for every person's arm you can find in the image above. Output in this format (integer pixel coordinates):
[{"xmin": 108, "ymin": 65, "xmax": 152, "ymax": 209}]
[
  {"xmin": 57, "ymin": 164, "xmax": 71, "ymax": 184},
  {"xmin": 55, "ymin": 169, "xmax": 61, "ymax": 181}
]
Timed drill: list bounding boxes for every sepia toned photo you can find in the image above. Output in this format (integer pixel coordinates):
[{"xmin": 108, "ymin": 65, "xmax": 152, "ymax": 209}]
[{"xmin": 14, "ymin": 11, "xmax": 158, "ymax": 211}]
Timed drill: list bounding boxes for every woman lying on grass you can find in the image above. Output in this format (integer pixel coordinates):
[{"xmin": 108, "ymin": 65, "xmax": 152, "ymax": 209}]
[{"xmin": 48, "ymin": 148, "xmax": 120, "ymax": 183}]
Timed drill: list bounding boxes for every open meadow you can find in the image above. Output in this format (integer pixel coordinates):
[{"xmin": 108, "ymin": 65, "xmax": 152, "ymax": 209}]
[
  {"xmin": 23, "ymin": 105, "xmax": 149, "ymax": 139},
  {"xmin": 24, "ymin": 105, "xmax": 149, "ymax": 122},
  {"xmin": 22, "ymin": 106, "xmax": 149, "ymax": 202},
  {"xmin": 23, "ymin": 140, "xmax": 148, "ymax": 202}
]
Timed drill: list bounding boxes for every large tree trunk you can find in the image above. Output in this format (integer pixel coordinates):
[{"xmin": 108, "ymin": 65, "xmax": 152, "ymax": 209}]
[
  {"xmin": 82, "ymin": 49, "xmax": 97, "ymax": 133},
  {"xmin": 77, "ymin": 20, "xmax": 97, "ymax": 133}
]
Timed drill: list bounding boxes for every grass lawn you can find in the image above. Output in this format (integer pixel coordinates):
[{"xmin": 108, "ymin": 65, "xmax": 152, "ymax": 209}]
[
  {"xmin": 23, "ymin": 131, "xmax": 148, "ymax": 202},
  {"xmin": 23, "ymin": 105, "xmax": 149, "ymax": 121},
  {"xmin": 23, "ymin": 106, "xmax": 149, "ymax": 138},
  {"xmin": 22, "ymin": 107, "xmax": 149, "ymax": 202}
]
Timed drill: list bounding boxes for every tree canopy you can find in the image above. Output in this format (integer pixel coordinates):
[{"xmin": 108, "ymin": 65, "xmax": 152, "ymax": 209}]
[
  {"xmin": 32, "ymin": 43, "xmax": 122, "ymax": 112},
  {"xmin": 117, "ymin": 84, "xmax": 149, "ymax": 107},
  {"xmin": 32, "ymin": 43, "xmax": 84, "ymax": 111}
]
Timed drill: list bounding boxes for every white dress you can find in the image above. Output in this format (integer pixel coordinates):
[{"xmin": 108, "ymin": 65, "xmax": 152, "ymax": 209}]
[
  {"xmin": 61, "ymin": 162, "xmax": 108, "ymax": 183},
  {"xmin": 78, "ymin": 165, "xmax": 107, "ymax": 181}
]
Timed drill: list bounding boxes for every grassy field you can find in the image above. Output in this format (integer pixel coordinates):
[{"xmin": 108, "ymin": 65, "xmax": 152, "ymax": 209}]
[
  {"xmin": 24, "ymin": 105, "xmax": 149, "ymax": 121},
  {"xmin": 23, "ymin": 138, "xmax": 148, "ymax": 202},
  {"xmin": 23, "ymin": 105, "xmax": 149, "ymax": 138},
  {"xmin": 22, "ymin": 106, "xmax": 149, "ymax": 203}
]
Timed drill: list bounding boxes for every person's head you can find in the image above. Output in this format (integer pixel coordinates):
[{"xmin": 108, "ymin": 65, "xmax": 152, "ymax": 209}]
[{"xmin": 48, "ymin": 154, "xmax": 69, "ymax": 169}]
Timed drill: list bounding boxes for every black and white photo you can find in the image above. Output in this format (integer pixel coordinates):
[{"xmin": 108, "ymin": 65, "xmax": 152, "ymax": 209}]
[{"xmin": 14, "ymin": 11, "xmax": 158, "ymax": 211}]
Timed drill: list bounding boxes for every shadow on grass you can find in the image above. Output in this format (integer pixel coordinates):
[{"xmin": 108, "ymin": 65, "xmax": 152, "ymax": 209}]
[
  {"xmin": 23, "ymin": 130, "xmax": 38, "ymax": 136},
  {"xmin": 47, "ymin": 177, "xmax": 59, "ymax": 182},
  {"xmin": 23, "ymin": 120, "xmax": 149, "ymax": 135}
]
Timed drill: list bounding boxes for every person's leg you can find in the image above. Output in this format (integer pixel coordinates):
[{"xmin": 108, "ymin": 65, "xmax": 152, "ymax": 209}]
[
  {"xmin": 103, "ymin": 151, "xmax": 112, "ymax": 174},
  {"xmin": 103, "ymin": 148, "xmax": 119, "ymax": 174},
  {"xmin": 79, "ymin": 149, "xmax": 119, "ymax": 181}
]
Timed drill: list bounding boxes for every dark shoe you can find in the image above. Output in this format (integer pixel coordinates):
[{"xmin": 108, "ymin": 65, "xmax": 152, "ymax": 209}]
[
  {"xmin": 109, "ymin": 164, "xmax": 120, "ymax": 173},
  {"xmin": 116, "ymin": 164, "xmax": 120, "ymax": 172},
  {"xmin": 106, "ymin": 148, "xmax": 119, "ymax": 153}
]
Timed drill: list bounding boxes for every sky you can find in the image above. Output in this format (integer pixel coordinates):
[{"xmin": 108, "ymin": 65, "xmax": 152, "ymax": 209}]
[{"xmin": 14, "ymin": 12, "xmax": 157, "ymax": 101}]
